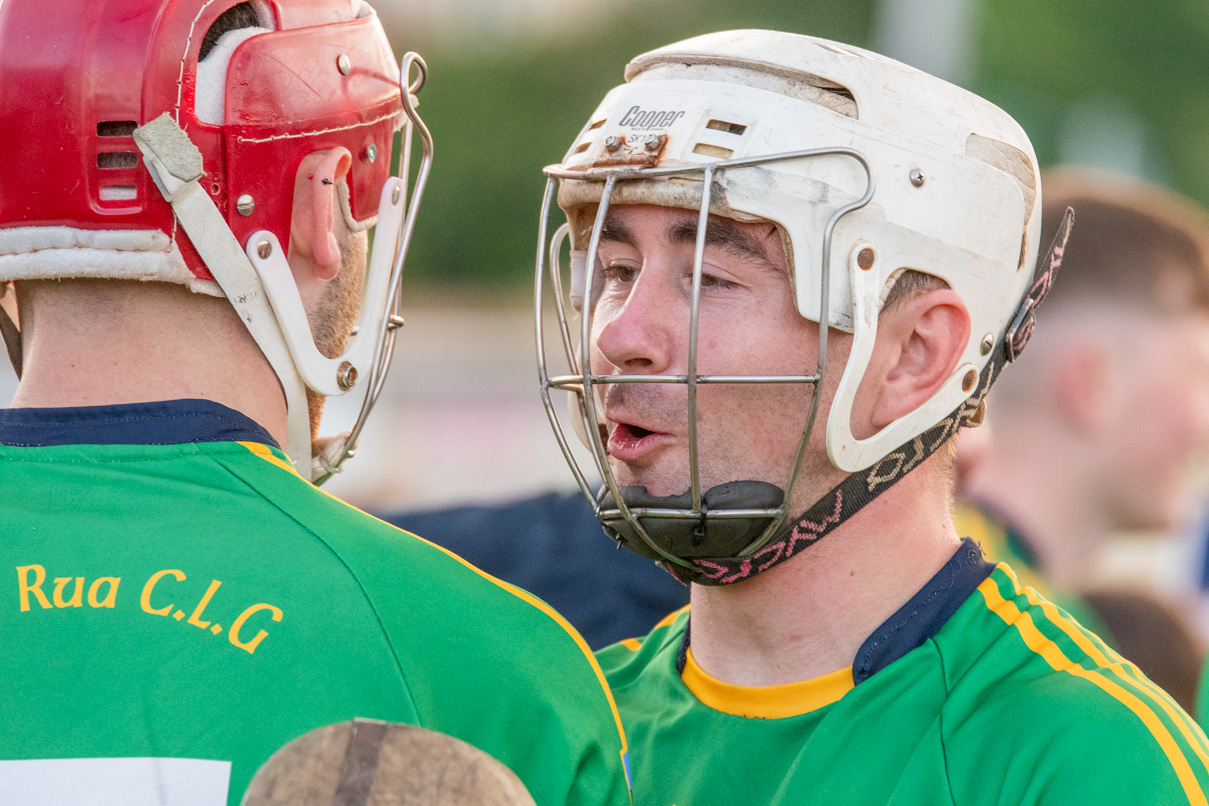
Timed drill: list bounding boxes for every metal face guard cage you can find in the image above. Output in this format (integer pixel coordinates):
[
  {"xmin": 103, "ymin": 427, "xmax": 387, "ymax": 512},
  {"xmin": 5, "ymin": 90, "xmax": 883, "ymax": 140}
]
[{"xmin": 536, "ymin": 148, "xmax": 873, "ymax": 570}]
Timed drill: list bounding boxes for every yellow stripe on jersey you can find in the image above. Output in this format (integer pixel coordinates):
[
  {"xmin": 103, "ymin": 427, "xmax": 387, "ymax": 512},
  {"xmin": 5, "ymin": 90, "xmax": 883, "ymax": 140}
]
[
  {"xmin": 398, "ymin": 527, "xmax": 632, "ymax": 790},
  {"xmin": 1003, "ymin": 566, "xmax": 1209, "ymax": 769},
  {"xmin": 654, "ymin": 604, "xmax": 691, "ymax": 631},
  {"xmin": 620, "ymin": 638, "xmax": 642, "ymax": 652},
  {"xmin": 979, "ymin": 566, "xmax": 1207, "ymax": 806},
  {"xmin": 681, "ymin": 646, "xmax": 853, "ymax": 719},
  {"xmin": 237, "ymin": 441, "xmax": 300, "ymax": 476},
  {"xmin": 234, "ymin": 440, "xmax": 632, "ymax": 793}
]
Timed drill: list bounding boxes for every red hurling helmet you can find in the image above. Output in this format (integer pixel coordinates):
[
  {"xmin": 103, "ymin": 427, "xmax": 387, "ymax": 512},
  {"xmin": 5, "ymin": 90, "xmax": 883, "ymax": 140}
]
[{"xmin": 0, "ymin": 0, "xmax": 433, "ymax": 481}]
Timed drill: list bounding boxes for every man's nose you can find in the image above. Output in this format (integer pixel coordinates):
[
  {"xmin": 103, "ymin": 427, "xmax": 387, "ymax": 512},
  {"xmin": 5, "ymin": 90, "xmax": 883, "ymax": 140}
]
[{"xmin": 591, "ymin": 271, "xmax": 684, "ymax": 375}]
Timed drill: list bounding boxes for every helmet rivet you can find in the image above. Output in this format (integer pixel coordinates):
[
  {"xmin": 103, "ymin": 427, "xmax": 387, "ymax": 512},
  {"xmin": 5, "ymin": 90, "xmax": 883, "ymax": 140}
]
[
  {"xmin": 337, "ymin": 54, "xmax": 351, "ymax": 75},
  {"xmin": 980, "ymin": 333, "xmax": 994, "ymax": 355},
  {"xmin": 604, "ymin": 135, "xmax": 623, "ymax": 152},
  {"xmin": 365, "ymin": 144, "xmax": 378, "ymax": 163},
  {"xmin": 910, "ymin": 168, "xmax": 926, "ymax": 188},
  {"xmin": 644, "ymin": 135, "xmax": 661, "ymax": 152},
  {"xmin": 962, "ymin": 369, "xmax": 977, "ymax": 394},
  {"xmin": 236, "ymin": 194, "xmax": 255, "ymax": 216},
  {"xmin": 256, "ymin": 240, "xmax": 272, "ymax": 260},
  {"xmin": 391, "ymin": 185, "xmax": 402, "ymax": 205},
  {"xmin": 857, "ymin": 247, "xmax": 876, "ymax": 271},
  {"xmin": 337, "ymin": 361, "xmax": 358, "ymax": 390}
]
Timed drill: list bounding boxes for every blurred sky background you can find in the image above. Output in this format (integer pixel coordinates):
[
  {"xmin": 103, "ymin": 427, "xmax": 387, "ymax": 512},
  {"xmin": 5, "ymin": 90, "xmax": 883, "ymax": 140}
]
[{"xmin": 5, "ymin": 0, "xmax": 1209, "ymax": 593}]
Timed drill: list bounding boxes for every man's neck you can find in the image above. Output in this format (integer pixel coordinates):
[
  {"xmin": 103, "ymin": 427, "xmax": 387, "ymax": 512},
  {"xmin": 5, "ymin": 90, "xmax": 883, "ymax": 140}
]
[
  {"xmin": 10, "ymin": 279, "xmax": 287, "ymax": 446},
  {"xmin": 686, "ymin": 460, "xmax": 962, "ymax": 687}
]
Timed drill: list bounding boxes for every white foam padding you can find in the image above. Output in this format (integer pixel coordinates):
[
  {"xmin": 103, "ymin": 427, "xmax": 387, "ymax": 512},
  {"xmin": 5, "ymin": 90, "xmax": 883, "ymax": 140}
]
[
  {"xmin": 0, "ymin": 226, "xmax": 224, "ymax": 297},
  {"xmin": 195, "ymin": 27, "xmax": 270, "ymax": 126}
]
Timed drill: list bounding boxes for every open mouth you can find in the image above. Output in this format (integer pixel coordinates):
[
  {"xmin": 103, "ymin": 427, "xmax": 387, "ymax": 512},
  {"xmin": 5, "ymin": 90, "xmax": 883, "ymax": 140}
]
[{"xmin": 606, "ymin": 421, "xmax": 670, "ymax": 462}]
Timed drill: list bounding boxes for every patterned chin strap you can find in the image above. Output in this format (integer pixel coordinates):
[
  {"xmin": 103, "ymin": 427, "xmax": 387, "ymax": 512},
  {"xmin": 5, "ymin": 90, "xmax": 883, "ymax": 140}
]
[{"xmin": 666, "ymin": 207, "xmax": 1075, "ymax": 587}]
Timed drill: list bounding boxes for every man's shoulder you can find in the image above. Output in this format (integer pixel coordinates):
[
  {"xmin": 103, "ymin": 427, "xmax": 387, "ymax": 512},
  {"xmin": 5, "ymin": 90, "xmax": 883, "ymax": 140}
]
[
  {"xmin": 597, "ymin": 605, "xmax": 689, "ymax": 687},
  {"xmin": 938, "ymin": 563, "xmax": 1209, "ymax": 802}
]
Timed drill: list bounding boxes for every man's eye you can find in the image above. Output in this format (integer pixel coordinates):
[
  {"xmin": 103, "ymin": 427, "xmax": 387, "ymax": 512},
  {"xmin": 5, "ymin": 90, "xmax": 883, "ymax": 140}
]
[
  {"xmin": 691, "ymin": 271, "xmax": 734, "ymax": 290},
  {"xmin": 605, "ymin": 265, "xmax": 639, "ymax": 283}
]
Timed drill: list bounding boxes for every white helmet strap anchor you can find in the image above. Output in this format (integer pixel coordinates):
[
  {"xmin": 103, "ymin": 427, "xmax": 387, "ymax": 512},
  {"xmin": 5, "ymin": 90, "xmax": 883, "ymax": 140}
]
[
  {"xmin": 134, "ymin": 112, "xmax": 313, "ymax": 473},
  {"xmin": 824, "ymin": 242, "xmax": 979, "ymax": 473}
]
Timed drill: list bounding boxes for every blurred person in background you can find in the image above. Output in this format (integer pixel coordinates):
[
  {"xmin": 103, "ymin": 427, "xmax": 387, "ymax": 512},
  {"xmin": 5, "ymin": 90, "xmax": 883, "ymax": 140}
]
[
  {"xmin": 1081, "ymin": 589, "xmax": 1203, "ymax": 714},
  {"xmin": 955, "ymin": 167, "xmax": 1209, "ymax": 641}
]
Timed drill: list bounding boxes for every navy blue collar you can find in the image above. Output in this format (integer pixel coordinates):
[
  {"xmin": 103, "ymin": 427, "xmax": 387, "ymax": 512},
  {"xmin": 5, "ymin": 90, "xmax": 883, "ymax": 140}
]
[
  {"xmin": 676, "ymin": 538, "xmax": 994, "ymax": 683},
  {"xmin": 0, "ymin": 399, "xmax": 279, "ymax": 449}
]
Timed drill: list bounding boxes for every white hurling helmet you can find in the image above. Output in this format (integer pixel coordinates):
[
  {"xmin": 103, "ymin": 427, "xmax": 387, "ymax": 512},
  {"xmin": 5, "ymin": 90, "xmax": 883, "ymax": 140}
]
[{"xmin": 536, "ymin": 30, "xmax": 1071, "ymax": 585}]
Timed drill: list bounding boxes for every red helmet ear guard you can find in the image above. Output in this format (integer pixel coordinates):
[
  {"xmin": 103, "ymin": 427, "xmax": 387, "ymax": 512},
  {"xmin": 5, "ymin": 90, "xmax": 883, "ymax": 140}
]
[{"xmin": 0, "ymin": 0, "xmax": 402, "ymax": 285}]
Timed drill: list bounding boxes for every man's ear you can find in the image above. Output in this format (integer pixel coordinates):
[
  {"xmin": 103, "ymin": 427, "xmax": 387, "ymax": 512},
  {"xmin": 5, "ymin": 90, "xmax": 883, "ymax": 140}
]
[
  {"xmin": 866, "ymin": 289, "xmax": 972, "ymax": 430},
  {"xmin": 1051, "ymin": 341, "xmax": 1112, "ymax": 434},
  {"xmin": 288, "ymin": 148, "xmax": 352, "ymax": 281}
]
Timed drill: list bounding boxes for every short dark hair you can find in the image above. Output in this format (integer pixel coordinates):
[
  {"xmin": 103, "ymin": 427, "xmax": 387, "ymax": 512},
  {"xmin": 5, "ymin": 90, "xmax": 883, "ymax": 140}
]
[
  {"xmin": 1038, "ymin": 167, "xmax": 1209, "ymax": 315},
  {"xmin": 200, "ymin": 2, "xmax": 263, "ymax": 61},
  {"xmin": 882, "ymin": 269, "xmax": 949, "ymax": 311}
]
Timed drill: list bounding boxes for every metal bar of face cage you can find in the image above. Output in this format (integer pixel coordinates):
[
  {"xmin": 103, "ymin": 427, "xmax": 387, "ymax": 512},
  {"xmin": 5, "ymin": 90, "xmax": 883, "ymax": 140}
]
[
  {"xmin": 535, "ymin": 179, "xmax": 599, "ymax": 503},
  {"xmin": 545, "ymin": 147, "xmax": 869, "ymax": 182},
  {"xmin": 548, "ymin": 374, "xmax": 821, "ymax": 386},
  {"xmin": 600, "ymin": 507, "xmax": 784, "ymax": 520},
  {"xmin": 546, "ymin": 224, "xmax": 581, "ymax": 375},
  {"xmin": 735, "ymin": 150, "xmax": 876, "ymax": 555},
  {"xmin": 543, "ymin": 223, "xmax": 607, "ymax": 497},
  {"xmin": 579, "ymin": 177, "xmax": 694, "ymax": 568},
  {"xmin": 579, "ymin": 177, "xmax": 622, "ymax": 493},
  {"xmin": 318, "ymin": 54, "xmax": 434, "ymax": 483},
  {"xmin": 686, "ymin": 164, "xmax": 715, "ymax": 515}
]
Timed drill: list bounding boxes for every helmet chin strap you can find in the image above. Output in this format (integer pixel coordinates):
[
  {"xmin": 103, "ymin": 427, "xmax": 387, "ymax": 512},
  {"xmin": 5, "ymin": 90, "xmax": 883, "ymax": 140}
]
[
  {"xmin": 596, "ymin": 481, "xmax": 785, "ymax": 565},
  {"xmin": 605, "ymin": 207, "xmax": 1075, "ymax": 587}
]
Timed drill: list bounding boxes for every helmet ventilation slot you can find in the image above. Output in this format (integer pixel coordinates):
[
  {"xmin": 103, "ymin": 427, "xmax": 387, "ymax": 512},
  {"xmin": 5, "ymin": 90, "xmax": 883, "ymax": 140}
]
[
  {"xmin": 98, "ymin": 186, "xmax": 137, "ymax": 201},
  {"xmin": 706, "ymin": 119, "xmax": 747, "ymax": 135},
  {"xmin": 693, "ymin": 143, "xmax": 734, "ymax": 160},
  {"xmin": 97, "ymin": 121, "xmax": 137, "ymax": 137},
  {"xmin": 97, "ymin": 152, "xmax": 138, "ymax": 169}
]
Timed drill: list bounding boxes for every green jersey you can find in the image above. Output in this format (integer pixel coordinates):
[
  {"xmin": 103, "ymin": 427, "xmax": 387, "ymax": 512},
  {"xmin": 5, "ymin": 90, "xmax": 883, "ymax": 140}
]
[
  {"xmin": 599, "ymin": 540, "xmax": 1208, "ymax": 805},
  {"xmin": 0, "ymin": 400, "xmax": 630, "ymax": 806}
]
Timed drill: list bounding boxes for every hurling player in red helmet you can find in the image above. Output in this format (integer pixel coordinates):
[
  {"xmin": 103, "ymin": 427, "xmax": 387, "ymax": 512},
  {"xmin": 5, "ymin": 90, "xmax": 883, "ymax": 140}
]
[{"xmin": 0, "ymin": 3, "xmax": 630, "ymax": 805}]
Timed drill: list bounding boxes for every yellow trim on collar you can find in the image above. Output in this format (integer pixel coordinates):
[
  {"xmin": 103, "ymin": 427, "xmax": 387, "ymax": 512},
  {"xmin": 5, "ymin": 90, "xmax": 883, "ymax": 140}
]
[
  {"xmin": 238, "ymin": 441, "xmax": 299, "ymax": 476},
  {"xmin": 681, "ymin": 646, "xmax": 853, "ymax": 719}
]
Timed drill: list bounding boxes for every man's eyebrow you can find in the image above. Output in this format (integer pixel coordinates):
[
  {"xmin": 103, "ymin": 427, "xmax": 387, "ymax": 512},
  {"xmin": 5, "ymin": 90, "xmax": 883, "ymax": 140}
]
[
  {"xmin": 599, "ymin": 211, "xmax": 637, "ymax": 248},
  {"xmin": 598, "ymin": 208, "xmax": 781, "ymax": 273},
  {"xmin": 667, "ymin": 212, "xmax": 776, "ymax": 270}
]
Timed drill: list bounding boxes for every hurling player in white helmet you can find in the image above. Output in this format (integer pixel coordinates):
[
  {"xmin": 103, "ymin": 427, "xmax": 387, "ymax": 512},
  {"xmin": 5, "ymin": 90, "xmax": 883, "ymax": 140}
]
[
  {"xmin": 0, "ymin": 2, "xmax": 630, "ymax": 805},
  {"xmin": 537, "ymin": 29, "xmax": 1209, "ymax": 804}
]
